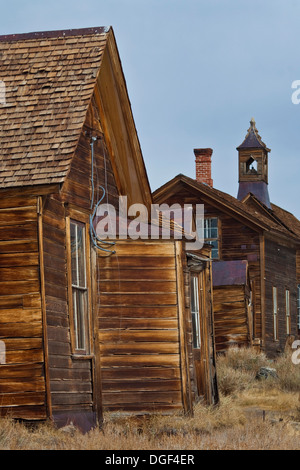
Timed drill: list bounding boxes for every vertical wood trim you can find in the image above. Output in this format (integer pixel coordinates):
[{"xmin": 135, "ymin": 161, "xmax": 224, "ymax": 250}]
[
  {"xmin": 65, "ymin": 215, "xmax": 76, "ymax": 353},
  {"xmin": 208, "ymin": 260, "xmax": 219, "ymax": 405},
  {"xmin": 91, "ymin": 247, "xmax": 103, "ymax": 424},
  {"xmin": 199, "ymin": 272, "xmax": 208, "ymax": 401},
  {"xmin": 202, "ymin": 266, "xmax": 211, "ymax": 404},
  {"xmin": 217, "ymin": 217, "xmax": 222, "ymax": 260},
  {"xmin": 38, "ymin": 196, "xmax": 52, "ymax": 420},
  {"xmin": 260, "ymin": 234, "xmax": 266, "ymax": 348},
  {"xmin": 175, "ymin": 241, "xmax": 192, "ymax": 415},
  {"xmin": 85, "ymin": 223, "xmax": 93, "ymax": 355}
]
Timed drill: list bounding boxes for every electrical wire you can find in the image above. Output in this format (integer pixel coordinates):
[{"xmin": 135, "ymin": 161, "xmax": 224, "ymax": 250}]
[{"xmin": 89, "ymin": 136, "xmax": 116, "ymax": 255}]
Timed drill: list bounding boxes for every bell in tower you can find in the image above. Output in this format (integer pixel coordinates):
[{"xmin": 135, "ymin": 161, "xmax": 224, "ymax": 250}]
[{"xmin": 237, "ymin": 118, "xmax": 271, "ymax": 209}]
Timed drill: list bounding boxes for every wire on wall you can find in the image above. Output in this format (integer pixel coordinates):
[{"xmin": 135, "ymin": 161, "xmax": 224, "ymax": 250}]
[{"xmin": 89, "ymin": 135, "xmax": 116, "ymax": 255}]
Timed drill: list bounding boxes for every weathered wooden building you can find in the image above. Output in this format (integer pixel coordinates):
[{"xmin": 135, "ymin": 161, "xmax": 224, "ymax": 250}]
[
  {"xmin": 153, "ymin": 119, "xmax": 300, "ymax": 356},
  {"xmin": 0, "ymin": 27, "xmax": 218, "ymax": 430}
]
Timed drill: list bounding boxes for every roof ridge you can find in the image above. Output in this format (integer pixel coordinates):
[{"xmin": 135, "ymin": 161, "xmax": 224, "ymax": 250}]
[
  {"xmin": 0, "ymin": 26, "xmax": 110, "ymax": 42},
  {"xmin": 159, "ymin": 174, "xmax": 299, "ymax": 240},
  {"xmin": 237, "ymin": 118, "xmax": 270, "ymax": 152},
  {"xmin": 0, "ymin": 27, "xmax": 110, "ymax": 188}
]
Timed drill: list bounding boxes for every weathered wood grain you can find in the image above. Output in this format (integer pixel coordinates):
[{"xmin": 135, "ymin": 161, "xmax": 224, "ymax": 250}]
[
  {"xmin": 97, "ymin": 239, "xmax": 184, "ymax": 413},
  {"xmin": 0, "ymin": 196, "xmax": 47, "ymax": 419}
]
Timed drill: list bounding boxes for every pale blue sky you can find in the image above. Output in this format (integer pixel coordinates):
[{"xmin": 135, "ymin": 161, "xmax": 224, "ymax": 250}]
[{"xmin": 1, "ymin": 0, "xmax": 300, "ymax": 218}]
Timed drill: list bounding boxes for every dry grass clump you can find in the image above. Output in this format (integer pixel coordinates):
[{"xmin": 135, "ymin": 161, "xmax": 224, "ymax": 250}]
[
  {"xmin": 275, "ymin": 350, "xmax": 300, "ymax": 393},
  {"xmin": 217, "ymin": 345, "xmax": 300, "ymax": 396},
  {"xmin": 0, "ymin": 409, "xmax": 299, "ymax": 450},
  {"xmin": 217, "ymin": 346, "xmax": 269, "ymax": 395}
]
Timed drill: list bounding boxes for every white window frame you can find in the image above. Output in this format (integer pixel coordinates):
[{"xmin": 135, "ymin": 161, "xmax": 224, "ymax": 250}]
[
  {"xmin": 69, "ymin": 219, "xmax": 90, "ymax": 354},
  {"xmin": 204, "ymin": 218, "xmax": 219, "ymax": 259}
]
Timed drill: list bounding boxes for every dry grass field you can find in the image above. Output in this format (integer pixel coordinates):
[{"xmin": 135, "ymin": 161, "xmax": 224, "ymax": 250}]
[{"xmin": 0, "ymin": 346, "xmax": 299, "ymax": 450}]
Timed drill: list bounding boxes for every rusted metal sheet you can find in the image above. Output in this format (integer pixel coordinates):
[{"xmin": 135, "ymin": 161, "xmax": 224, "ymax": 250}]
[{"xmin": 212, "ymin": 260, "xmax": 248, "ymax": 287}]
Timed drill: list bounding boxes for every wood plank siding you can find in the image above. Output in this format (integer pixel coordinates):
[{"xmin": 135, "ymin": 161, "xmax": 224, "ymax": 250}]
[
  {"xmin": 213, "ymin": 285, "xmax": 251, "ymax": 352},
  {"xmin": 296, "ymin": 250, "xmax": 300, "ymax": 283},
  {"xmin": 264, "ymin": 238, "xmax": 298, "ymax": 356},
  {"xmin": 155, "ymin": 186, "xmax": 262, "ymax": 341},
  {"xmin": 0, "ymin": 28, "xmax": 219, "ymax": 426},
  {"xmin": 0, "ymin": 196, "xmax": 47, "ymax": 419},
  {"xmin": 42, "ymin": 103, "xmax": 120, "ymax": 425},
  {"xmin": 97, "ymin": 239, "xmax": 186, "ymax": 413}
]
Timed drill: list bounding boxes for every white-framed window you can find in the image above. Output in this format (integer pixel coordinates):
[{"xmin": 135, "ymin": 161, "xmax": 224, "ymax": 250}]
[
  {"xmin": 286, "ymin": 289, "xmax": 291, "ymax": 335},
  {"xmin": 190, "ymin": 274, "xmax": 201, "ymax": 349},
  {"xmin": 273, "ymin": 286, "xmax": 278, "ymax": 341},
  {"xmin": 204, "ymin": 218, "xmax": 219, "ymax": 259},
  {"xmin": 70, "ymin": 220, "xmax": 89, "ymax": 353}
]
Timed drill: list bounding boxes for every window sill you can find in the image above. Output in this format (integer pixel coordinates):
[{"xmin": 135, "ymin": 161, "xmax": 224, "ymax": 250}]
[{"xmin": 71, "ymin": 353, "xmax": 94, "ymax": 360}]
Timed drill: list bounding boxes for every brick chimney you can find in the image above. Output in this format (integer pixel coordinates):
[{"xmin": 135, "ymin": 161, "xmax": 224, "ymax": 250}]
[{"xmin": 194, "ymin": 148, "xmax": 213, "ymax": 187}]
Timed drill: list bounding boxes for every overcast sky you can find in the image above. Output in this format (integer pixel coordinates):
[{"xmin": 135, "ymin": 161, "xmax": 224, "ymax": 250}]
[{"xmin": 1, "ymin": 0, "xmax": 300, "ymax": 218}]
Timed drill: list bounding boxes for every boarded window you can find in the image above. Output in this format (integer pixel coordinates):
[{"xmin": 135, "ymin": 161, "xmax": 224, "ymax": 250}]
[
  {"xmin": 190, "ymin": 274, "xmax": 201, "ymax": 349},
  {"xmin": 70, "ymin": 220, "xmax": 89, "ymax": 352}
]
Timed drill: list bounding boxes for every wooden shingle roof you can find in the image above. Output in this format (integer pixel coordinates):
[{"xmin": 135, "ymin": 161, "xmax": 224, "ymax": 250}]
[{"xmin": 0, "ymin": 27, "xmax": 110, "ymax": 188}]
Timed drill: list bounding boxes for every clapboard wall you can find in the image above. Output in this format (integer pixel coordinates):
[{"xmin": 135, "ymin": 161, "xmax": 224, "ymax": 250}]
[
  {"xmin": 159, "ymin": 188, "xmax": 262, "ymax": 342},
  {"xmin": 264, "ymin": 238, "xmax": 297, "ymax": 356},
  {"xmin": 0, "ymin": 194, "xmax": 46, "ymax": 419},
  {"xmin": 97, "ymin": 239, "xmax": 186, "ymax": 413},
  {"xmin": 41, "ymin": 102, "xmax": 120, "ymax": 426}
]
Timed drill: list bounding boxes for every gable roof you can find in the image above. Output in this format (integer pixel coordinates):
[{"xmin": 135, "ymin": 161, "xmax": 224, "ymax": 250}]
[
  {"xmin": 271, "ymin": 203, "xmax": 300, "ymax": 239},
  {"xmin": 0, "ymin": 27, "xmax": 112, "ymax": 188},
  {"xmin": 0, "ymin": 27, "xmax": 152, "ymax": 210},
  {"xmin": 153, "ymin": 173, "xmax": 300, "ymax": 245}
]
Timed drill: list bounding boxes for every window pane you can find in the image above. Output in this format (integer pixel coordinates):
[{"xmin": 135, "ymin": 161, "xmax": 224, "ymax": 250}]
[
  {"xmin": 191, "ymin": 314, "xmax": 200, "ymax": 349},
  {"xmin": 73, "ymin": 289, "xmax": 88, "ymax": 350},
  {"xmin": 207, "ymin": 240, "xmax": 219, "ymax": 259},
  {"xmin": 190, "ymin": 275, "xmax": 201, "ymax": 349},
  {"xmin": 70, "ymin": 222, "xmax": 78, "ymax": 286},
  {"xmin": 204, "ymin": 218, "xmax": 219, "ymax": 258},
  {"xmin": 210, "ymin": 218, "xmax": 218, "ymax": 228},
  {"xmin": 70, "ymin": 220, "xmax": 89, "ymax": 353},
  {"xmin": 191, "ymin": 276, "xmax": 199, "ymax": 314},
  {"xmin": 70, "ymin": 221, "xmax": 86, "ymax": 288},
  {"xmin": 210, "ymin": 228, "xmax": 218, "ymax": 239},
  {"xmin": 77, "ymin": 225, "xmax": 86, "ymax": 288},
  {"xmin": 286, "ymin": 290, "xmax": 290, "ymax": 315}
]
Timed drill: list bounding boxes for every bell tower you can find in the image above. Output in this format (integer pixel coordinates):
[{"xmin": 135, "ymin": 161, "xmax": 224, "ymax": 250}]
[{"xmin": 237, "ymin": 118, "xmax": 271, "ymax": 208}]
